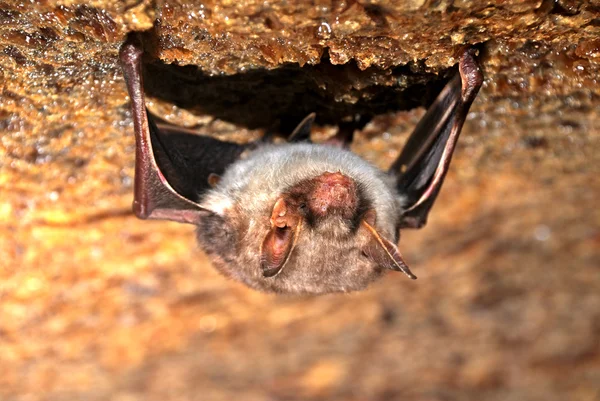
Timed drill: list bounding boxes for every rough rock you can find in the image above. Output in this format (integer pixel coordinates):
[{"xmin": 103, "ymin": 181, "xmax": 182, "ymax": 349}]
[{"xmin": 1, "ymin": 1, "xmax": 599, "ymax": 400}]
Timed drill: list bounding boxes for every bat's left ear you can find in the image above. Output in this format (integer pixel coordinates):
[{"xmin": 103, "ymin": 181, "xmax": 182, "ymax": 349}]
[{"xmin": 360, "ymin": 211, "xmax": 417, "ymax": 279}]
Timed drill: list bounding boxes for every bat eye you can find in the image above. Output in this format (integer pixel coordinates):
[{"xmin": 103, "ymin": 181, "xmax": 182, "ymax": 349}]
[{"xmin": 298, "ymin": 203, "xmax": 307, "ymax": 213}]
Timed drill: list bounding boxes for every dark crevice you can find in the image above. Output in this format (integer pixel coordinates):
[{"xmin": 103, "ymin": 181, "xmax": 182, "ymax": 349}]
[
  {"xmin": 136, "ymin": 35, "xmax": 455, "ymax": 136},
  {"xmin": 549, "ymin": 0, "xmax": 581, "ymax": 16}
]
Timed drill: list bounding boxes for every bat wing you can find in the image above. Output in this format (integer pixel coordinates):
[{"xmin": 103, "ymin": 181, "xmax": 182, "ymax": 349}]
[
  {"xmin": 120, "ymin": 38, "xmax": 247, "ymax": 225},
  {"xmin": 150, "ymin": 122, "xmax": 247, "ymax": 202},
  {"xmin": 390, "ymin": 49, "xmax": 483, "ymax": 229}
]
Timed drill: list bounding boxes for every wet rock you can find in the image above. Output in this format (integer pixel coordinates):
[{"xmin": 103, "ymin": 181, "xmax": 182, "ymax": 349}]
[{"xmin": 0, "ymin": 1, "xmax": 599, "ymax": 400}]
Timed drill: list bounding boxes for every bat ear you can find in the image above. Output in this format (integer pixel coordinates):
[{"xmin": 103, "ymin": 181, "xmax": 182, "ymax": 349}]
[
  {"xmin": 360, "ymin": 211, "xmax": 417, "ymax": 280},
  {"xmin": 260, "ymin": 198, "xmax": 303, "ymax": 277},
  {"xmin": 288, "ymin": 113, "xmax": 316, "ymax": 142}
]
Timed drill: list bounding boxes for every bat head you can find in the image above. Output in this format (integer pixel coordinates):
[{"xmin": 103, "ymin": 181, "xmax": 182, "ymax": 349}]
[{"xmin": 197, "ymin": 144, "xmax": 416, "ymax": 294}]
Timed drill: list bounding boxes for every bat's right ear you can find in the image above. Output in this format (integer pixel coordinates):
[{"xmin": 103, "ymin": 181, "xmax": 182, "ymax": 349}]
[{"xmin": 360, "ymin": 211, "xmax": 417, "ymax": 280}]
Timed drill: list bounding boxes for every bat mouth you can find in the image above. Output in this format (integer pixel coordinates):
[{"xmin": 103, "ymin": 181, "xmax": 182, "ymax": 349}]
[{"xmin": 308, "ymin": 172, "xmax": 358, "ymax": 219}]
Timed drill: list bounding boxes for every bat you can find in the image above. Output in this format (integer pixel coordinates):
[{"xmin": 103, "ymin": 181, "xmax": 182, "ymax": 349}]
[{"xmin": 119, "ymin": 37, "xmax": 482, "ymax": 294}]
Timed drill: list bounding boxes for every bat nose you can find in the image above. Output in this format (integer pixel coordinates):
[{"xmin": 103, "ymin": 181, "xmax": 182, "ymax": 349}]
[{"xmin": 309, "ymin": 172, "xmax": 358, "ymax": 218}]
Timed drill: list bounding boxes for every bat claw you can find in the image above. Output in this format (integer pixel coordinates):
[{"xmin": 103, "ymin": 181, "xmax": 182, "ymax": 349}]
[
  {"xmin": 459, "ymin": 49, "xmax": 484, "ymax": 104},
  {"xmin": 119, "ymin": 36, "xmax": 144, "ymax": 68}
]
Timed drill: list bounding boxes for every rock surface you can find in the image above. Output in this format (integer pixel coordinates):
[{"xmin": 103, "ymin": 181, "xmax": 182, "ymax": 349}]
[{"xmin": 1, "ymin": 0, "xmax": 599, "ymax": 400}]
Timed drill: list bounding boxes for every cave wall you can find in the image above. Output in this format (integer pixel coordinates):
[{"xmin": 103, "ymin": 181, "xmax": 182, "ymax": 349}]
[{"xmin": 1, "ymin": 1, "xmax": 599, "ymax": 400}]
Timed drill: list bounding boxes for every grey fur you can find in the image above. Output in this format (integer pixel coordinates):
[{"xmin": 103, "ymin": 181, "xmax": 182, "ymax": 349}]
[{"xmin": 197, "ymin": 143, "xmax": 405, "ymax": 293}]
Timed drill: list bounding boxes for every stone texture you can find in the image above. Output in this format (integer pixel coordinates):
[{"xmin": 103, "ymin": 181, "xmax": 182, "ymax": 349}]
[{"xmin": 1, "ymin": 0, "xmax": 599, "ymax": 400}]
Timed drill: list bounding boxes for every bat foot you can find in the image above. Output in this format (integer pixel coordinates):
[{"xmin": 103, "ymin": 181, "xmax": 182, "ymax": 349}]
[
  {"xmin": 459, "ymin": 49, "xmax": 484, "ymax": 104},
  {"xmin": 119, "ymin": 36, "xmax": 144, "ymax": 70}
]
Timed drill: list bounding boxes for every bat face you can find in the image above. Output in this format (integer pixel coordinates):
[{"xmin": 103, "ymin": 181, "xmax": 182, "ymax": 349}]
[
  {"xmin": 196, "ymin": 144, "xmax": 403, "ymax": 293},
  {"xmin": 119, "ymin": 37, "xmax": 482, "ymax": 295}
]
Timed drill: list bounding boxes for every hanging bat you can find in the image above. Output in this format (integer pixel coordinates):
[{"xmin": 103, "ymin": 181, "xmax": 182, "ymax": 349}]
[{"xmin": 119, "ymin": 37, "xmax": 482, "ymax": 294}]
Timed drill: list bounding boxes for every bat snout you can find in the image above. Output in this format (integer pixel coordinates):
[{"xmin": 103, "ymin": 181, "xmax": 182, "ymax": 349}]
[{"xmin": 309, "ymin": 172, "xmax": 358, "ymax": 218}]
